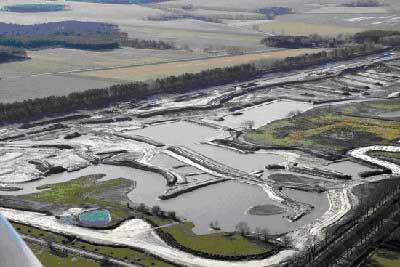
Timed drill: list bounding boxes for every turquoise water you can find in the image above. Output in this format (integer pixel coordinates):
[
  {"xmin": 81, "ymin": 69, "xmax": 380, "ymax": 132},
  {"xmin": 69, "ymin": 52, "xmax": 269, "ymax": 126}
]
[{"xmin": 78, "ymin": 209, "xmax": 111, "ymax": 227}]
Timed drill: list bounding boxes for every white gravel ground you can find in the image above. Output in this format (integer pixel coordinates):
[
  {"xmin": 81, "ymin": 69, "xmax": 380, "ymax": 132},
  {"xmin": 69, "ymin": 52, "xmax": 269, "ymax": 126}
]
[
  {"xmin": 0, "ymin": 207, "xmax": 295, "ymax": 267},
  {"xmin": 349, "ymin": 146, "xmax": 400, "ymax": 175}
]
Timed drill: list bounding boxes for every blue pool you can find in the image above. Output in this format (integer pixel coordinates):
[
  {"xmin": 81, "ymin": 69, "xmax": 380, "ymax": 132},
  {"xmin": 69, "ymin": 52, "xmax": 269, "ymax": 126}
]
[{"xmin": 78, "ymin": 209, "xmax": 111, "ymax": 227}]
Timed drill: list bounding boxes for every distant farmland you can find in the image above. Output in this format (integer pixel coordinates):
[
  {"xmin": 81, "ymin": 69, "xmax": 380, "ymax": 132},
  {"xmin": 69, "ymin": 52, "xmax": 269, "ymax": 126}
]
[
  {"xmin": 256, "ymin": 21, "xmax": 362, "ymax": 37},
  {"xmin": 76, "ymin": 48, "xmax": 322, "ymax": 81}
]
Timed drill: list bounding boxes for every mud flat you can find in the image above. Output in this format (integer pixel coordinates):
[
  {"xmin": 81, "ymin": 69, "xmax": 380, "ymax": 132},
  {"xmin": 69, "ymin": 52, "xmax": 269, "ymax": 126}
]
[
  {"xmin": 324, "ymin": 160, "xmax": 378, "ymax": 180},
  {"xmin": 103, "ymin": 154, "xmax": 178, "ymax": 185},
  {"xmin": 247, "ymin": 204, "xmax": 285, "ymax": 216}
]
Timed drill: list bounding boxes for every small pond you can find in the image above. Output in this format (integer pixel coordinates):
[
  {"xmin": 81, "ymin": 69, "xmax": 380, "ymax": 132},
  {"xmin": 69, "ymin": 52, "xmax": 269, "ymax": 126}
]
[
  {"xmin": 78, "ymin": 209, "xmax": 111, "ymax": 227},
  {"xmin": 128, "ymin": 121, "xmax": 224, "ymax": 147}
]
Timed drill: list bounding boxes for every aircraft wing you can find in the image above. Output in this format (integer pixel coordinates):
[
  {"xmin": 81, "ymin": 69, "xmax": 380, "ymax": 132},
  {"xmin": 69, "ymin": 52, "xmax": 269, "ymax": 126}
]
[{"xmin": 0, "ymin": 213, "xmax": 43, "ymax": 267}]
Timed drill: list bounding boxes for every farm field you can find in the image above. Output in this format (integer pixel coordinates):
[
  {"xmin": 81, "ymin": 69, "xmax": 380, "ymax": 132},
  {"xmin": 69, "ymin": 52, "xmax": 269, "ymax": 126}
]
[
  {"xmin": 0, "ymin": 74, "xmax": 116, "ymax": 103},
  {"xmin": 306, "ymin": 6, "xmax": 388, "ymax": 14},
  {"xmin": 0, "ymin": 47, "xmax": 214, "ymax": 103},
  {"xmin": 0, "ymin": 47, "xmax": 209, "ymax": 78},
  {"xmin": 255, "ymin": 21, "xmax": 362, "ymax": 36},
  {"xmin": 77, "ymin": 48, "xmax": 321, "ymax": 81},
  {"xmin": 276, "ymin": 12, "xmax": 400, "ymax": 31}
]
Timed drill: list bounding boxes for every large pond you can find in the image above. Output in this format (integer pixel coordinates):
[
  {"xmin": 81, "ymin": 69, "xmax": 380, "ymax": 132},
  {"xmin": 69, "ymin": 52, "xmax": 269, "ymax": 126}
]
[
  {"xmin": 217, "ymin": 100, "xmax": 313, "ymax": 129},
  {"xmin": 6, "ymin": 165, "xmax": 329, "ymax": 235},
  {"xmin": 130, "ymin": 120, "xmax": 288, "ymax": 172},
  {"xmin": 129, "ymin": 121, "xmax": 224, "ymax": 147}
]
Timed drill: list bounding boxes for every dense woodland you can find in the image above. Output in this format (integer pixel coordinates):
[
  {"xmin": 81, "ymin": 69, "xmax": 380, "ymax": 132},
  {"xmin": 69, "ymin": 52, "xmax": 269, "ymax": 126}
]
[
  {"xmin": 353, "ymin": 30, "xmax": 400, "ymax": 44},
  {"xmin": 119, "ymin": 37, "xmax": 174, "ymax": 49},
  {"xmin": 0, "ymin": 43, "xmax": 383, "ymax": 124},
  {"xmin": 67, "ymin": 0, "xmax": 170, "ymax": 4},
  {"xmin": 0, "ymin": 21, "xmax": 174, "ymax": 51},
  {"xmin": 1, "ymin": 4, "xmax": 67, "ymax": 13},
  {"xmin": 148, "ymin": 14, "xmax": 219, "ymax": 23},
  {"xmin": 0, "ymin": 34, "xmax": 120, "ymax": 50},
  {"xmin": 343, "ymin": 0, "xmax": 383, "ymax": 7},
  {"xmin": 261, "ymin": 35, "xmax": 346, "ymax": 49},
  {"xmin": 261, "ymin": 30, "xmax": 400, "ymax": 49},
  {"xmin": 258, "ymin": 7, "xmax": 293, "ymax": 19}
]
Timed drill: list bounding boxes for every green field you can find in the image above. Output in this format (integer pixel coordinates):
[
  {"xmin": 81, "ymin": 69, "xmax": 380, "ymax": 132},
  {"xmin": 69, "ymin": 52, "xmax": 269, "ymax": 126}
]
[
  {"xmin": 25, "ymin": 175, "xmax": 134, "ymax": 225},
  {"xmin": 14, "ymin": 222, "xmax": 177, "ymax": 267},
  {"xmin": 162, "ymin": 222, "xmax": 273, "ymax": 256},
  {"xmin": 337, "ymin": 98, "xmax": 400, "ymax": 115},
  {"xmin": 366, "ymin": 249, "xmax": 400, "ymax": 267},
  {"xmin": 29, "ymin": 243, "xmax": 99, "ymax": 267},
  {"xmin": 245, "ymin": 99, "xmax": 400, "ymax": 156}
]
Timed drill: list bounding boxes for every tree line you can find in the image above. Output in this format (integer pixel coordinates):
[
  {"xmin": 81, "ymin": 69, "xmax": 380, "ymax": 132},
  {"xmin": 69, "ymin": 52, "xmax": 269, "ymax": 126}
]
[
  {"xmin": 0, "ymin": 43, "xmax": 385, "ymax": 124},
  {"xmin": 261, "ymin": 35, "xmax": 347, "ymax": 49},
  {"xmin": 0, "ymin": 64, "xmax": 256, "ymax": 124},
  {"xmin": 258, "ymin": 7, "xmax": 293, "ymax": 19},
  {"xmin": 68, "ymin": 0, "xmax": 169, "ymax": 3},
  {"xmin": 2, "ymin": 4, "xmax": 67, "ymax": 13},
  {"xmin": 261, "ymin": 30, "xmax": 400, "ymax": 49},
  {"xmin": 343, "ymin": 0, "xmax": 383, "ymax": 7}
]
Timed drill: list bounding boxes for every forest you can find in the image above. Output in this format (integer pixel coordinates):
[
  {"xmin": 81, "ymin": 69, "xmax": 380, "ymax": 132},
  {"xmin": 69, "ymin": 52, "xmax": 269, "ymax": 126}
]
[
  {"xmin": 66, "ymin": 0, "xmax": 170, "ymax": 4},
  {"xmin": 0, "ymin": 43, "xmax": 383, "ymax": 124},
  {"xmin": 1, "ymin": 4, "xmax": 67, "ymax": 13},
  {"xmin": 258, "ymin": 7, "xmax": 293, "ymax": 19},
  {"xmin": 0, "ymin": 21, "xmax": 173, "ymax": 51},
  {"xmin": 261, "ymin": 35, "xmax": 346, "ymax": 49}
]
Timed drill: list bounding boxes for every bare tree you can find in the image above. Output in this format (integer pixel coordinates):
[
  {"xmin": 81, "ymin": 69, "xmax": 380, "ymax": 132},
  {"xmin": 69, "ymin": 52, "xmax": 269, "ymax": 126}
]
[
  {"xmin": 288, "ymin": 109, "xmax": 302, "ymax": 117},
  {"xmin": 235, "ymin": 222, "xmax": 250, "ymax": 236},
  {"xmin": 241, "ymin": 120, "xmax": 255, "ymax": 130},
  {"xmin": 260, "ymin": 228, "xmax": 270, "ymax": 241},
  {"xmin": 255, "ymin": 227, "xmax": 262, "ymax": 240},
  {"xmin": 151, "ymin": 205, "xmax": 161, "ymax": 216}
]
